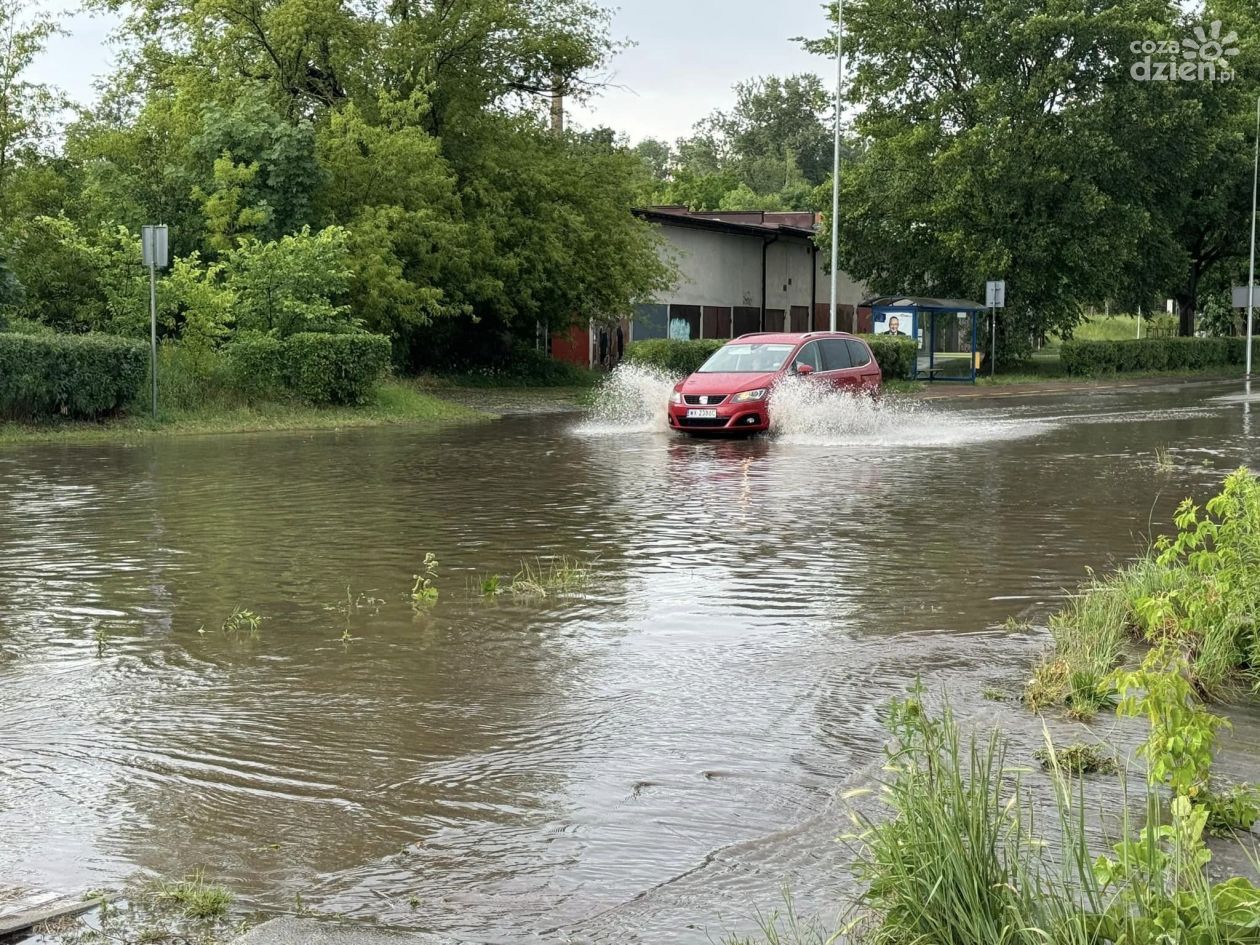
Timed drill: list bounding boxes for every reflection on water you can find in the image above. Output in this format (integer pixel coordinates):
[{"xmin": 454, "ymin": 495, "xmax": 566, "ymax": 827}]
[{"xmin": 1, "ymin": 380, "xmax": 1259, "ymax": 943}]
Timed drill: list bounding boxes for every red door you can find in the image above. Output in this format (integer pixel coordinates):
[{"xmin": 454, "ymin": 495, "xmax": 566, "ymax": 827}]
[
  {"xmin": 846, "ymin": 339, "xmax": 882, "ymax": 391},
  {"xmin": 818, "ymin": 338, "xmax": 861, "ymax": 391}
]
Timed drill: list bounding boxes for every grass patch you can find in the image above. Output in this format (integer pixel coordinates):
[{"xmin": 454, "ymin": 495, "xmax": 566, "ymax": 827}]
[
  {"xmin": 149, "ymin": 873, "xmax": 233, "ymax": 919},
  {"xmin": 509, "ymin": 556, "xmax": 592, "ymax": 598},
  {"xmin": 1033, "ymin": 741, "xmax": 1118, "ymax": 775},
  {"xmin": 841, "ymin": 686, "xmax": 1260, "ymax": 945},
  {"xmin": 0, "ymin": 378, "xmax": 488, "ymax": 446},
  {"xmin": 1026, "ymin": 468, "xmax": 1260, "ymax": 709},
  {"xmin": 477, "ymin": 556, "xmax": 595, "ymax": 599}
]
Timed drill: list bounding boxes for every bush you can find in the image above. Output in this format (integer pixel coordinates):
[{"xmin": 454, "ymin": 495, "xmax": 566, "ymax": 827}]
[
  {"xmin": 1060, "ymin": 337, "xmax": 1258, "ymax": 376},
  {"xmin": 282, "ymin": 332, "xmax": 391, "ymax": 404},
  {"xmin": 861, "ymin": 334, "xmax": 918, "ymax": 380},
  {"xmin": 0, "ymin": 332, "xmax": 147, "ymax": 420},
  {"xmin": 444, "ymin": 343, "xmax": 601, "ymax": 387},
  {"xmin": 224, "ymin": 335, "xmax": 286, "ymax": 402},
  {"xmin": 624, "ymin": 339, "xmax": 726, "ymax": 376}
]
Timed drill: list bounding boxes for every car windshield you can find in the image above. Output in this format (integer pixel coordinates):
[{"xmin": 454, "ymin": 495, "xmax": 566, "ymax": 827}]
[{"xmin": 697, "ymin": 343, "xmax": 795, "ymax": 373}]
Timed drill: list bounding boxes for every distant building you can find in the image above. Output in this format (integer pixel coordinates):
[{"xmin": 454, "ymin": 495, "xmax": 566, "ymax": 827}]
[{"xmin": 550, "ymin": 206, "xmax": 868, "ymax": 370}]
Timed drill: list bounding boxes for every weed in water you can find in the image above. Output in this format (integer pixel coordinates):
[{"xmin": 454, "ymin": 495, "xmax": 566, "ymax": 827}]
[
  {"xmin": 150, "ymin": 871, "xmax": 233, "ymax": 919},
  {"xmin": 94, "ymin": 626, "xmax": 110, "ymax": 656},
  {"xmin": 1201, "ymin": 780, "xmax": 1260, "ymax": 836},
  {"xmin": 981, "ymin": 687, "xmax": 1008, "ymax": 702},
  {"xmin": 411, "ymin": 553, "xmax": 440, "ymax": 605},
  {"xmin": 1153, "ymin": 446, "xmax": 1174, "ymax": 471},
  {"xmin": 509, "ymin": 556, "xmax": 592, "ymax": 598},
  {"xmin": 844, "ymin": 682, "xmax": 1260, "ymax": 945},
  {"xmin": 1033, "ymin": 741, "xmax": 1118, "ymax": 775},
  {"xmin": 479, "ymin": 574, "xmax": 502, "ymax": 597},
  {"xmin": 221, "ymin": 608, "xmax": 263, "ymax": 637}
]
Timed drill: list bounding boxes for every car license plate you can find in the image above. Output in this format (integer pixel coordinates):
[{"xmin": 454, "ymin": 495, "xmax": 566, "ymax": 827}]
[{"xmin": 687, "ymin": 409, "xmax": 718, "ymax": 419}]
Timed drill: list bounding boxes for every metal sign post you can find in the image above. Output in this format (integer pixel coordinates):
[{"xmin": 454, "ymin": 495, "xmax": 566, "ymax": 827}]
[
  {"xmin": 141, "ymin": 226, "xmax": 169, "ymax": 420},
  {"xmin": 986, "ymin": 280, "xmax": 1005, "ymax": 378}
]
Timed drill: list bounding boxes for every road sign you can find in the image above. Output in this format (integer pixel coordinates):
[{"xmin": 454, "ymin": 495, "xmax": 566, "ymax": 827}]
[
  {"xmin": 141, "ymin": 225, "xmax": 169, "ymax": 421},
  {"xmin": 986, "ymin": 279, "xmax": 1006, "ymax": 309},
  {"xmin": 141, "ymin": 225, "xmax": 168, "ymax": 269},
  {"xmin": 1232, "ymin": 285, "xmax": 1260, "ymax": 308}
]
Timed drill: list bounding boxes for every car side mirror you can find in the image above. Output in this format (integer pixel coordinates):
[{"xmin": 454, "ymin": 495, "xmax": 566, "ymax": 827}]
[{"xmin": 796, "ymin": 363, "xmax": 815, "ymax": 376}]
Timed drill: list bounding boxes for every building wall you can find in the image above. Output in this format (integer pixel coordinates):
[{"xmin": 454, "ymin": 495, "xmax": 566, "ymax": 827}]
[
  {"xmin": 657, "ymin": 225, "xmax": 777, "ymax": 310},
  {"xmin": 814, "ymin": 252, "xmax": 867, "ymax": 307},
  {"xmin": 630, "ymin": 220, "xmax": 870, "ymax": 343}
]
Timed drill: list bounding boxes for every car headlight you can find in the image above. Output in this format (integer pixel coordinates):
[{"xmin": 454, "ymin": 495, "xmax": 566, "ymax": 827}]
[
  {"xmin": 670, "ymin": 390, "xmax": 683, "ymax": 405},
  {"xmin": 731, "ymin": 388, "xmax": 767, "ymax": 403}
]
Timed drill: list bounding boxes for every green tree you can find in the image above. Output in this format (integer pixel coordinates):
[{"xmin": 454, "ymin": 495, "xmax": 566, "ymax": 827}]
[
  {"xmin": 804, "ymin": 0, "xmax": 1185, "ymax": 360},
  {"xmin": 0, "ymin": 0, "xmax": 59, "ymax": 215},
  {"xmin": 312, "ymin": 95, "xmax": 476, "ymax": 345},
  {"xmin": 660, "ymin": 73, "xmax": 833, "ymax": 210},
  {"xmin": 226, "ymin": 226, "xmax": 353, "ymax": 336},
  {"xmin": 6, "ymin": 215, "xmax": 146, "ymax": 333}
]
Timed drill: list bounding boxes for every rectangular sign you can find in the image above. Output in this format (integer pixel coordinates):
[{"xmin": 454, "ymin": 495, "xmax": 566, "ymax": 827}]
[
  {"xmin": 1232, "ymin": 285, "xmax": 1260, "ymax": 308},
  {"xmin": 986, "ymin": 279, "xmax": 1006, "ymax": 309},
  {"xmin": 141, "ymin": 225, "xmax": 169, "ymax": 269}
]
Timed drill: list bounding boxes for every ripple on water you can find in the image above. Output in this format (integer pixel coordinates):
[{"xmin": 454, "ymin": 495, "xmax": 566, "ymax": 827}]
[{"xmin": 1, "ymin": 382, "xmax": 1258, "ymax": 943}]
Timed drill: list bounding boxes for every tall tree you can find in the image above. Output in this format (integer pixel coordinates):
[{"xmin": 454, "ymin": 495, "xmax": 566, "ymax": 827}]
[
  {"xmin": 0, "ymin": 0, "xmax": 59, "ymax": 215},
  {"xmin": 803, "ymin": 0, "xmax": 1199, "ymax": 358},
  {"xmin": 654, "ymin": 73, "xmax": 833, "ymax": 211}
]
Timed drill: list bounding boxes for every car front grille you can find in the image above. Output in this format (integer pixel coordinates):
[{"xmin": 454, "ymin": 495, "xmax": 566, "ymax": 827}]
[
  {"xmin": 683, "ymin": 394, "xmax": 728, "ymax": 406},
  {"xmin": 678, "ymin": 416, "xmax": 731, "ymax": 428}
]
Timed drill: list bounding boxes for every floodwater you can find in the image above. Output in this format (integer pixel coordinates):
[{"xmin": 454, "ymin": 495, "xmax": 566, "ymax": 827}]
[{"xmin": 2, "ymin": 377, "xmax": 1259, "ymax": 943}]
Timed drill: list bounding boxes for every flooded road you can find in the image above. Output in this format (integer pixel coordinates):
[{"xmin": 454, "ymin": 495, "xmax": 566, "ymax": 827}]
[{"xmin": 2, "ymin": 379, "xmax": 1258, "ymax": 943}]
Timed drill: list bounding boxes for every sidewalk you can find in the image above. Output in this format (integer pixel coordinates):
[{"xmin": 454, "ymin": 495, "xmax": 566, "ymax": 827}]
[
  {"xmin": 914, "ymin": 374, "xmax": 1239, "ymax": 400},
  {"xmin": 235, "ymin": 917, "xmax": 469, "ymax": 945}
]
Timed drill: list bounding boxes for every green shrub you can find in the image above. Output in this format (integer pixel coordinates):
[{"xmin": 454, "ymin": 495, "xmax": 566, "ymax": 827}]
[
  {"xmin": 444, "ymin": 343, "xmax": 601, "ymax": 387},
  {"xmin": 861, "ymin": 334, "xmax": 918, "ymax": 379},
  {"xmin": 1060, "ymin": 337, "xmax": 1257, "ymax": 376},
  {"xmin": 624, "ymin": 338, "xmax": 726, "ymax": 376},
  {"xmin": 0, "ymin": 332, "xmax": 147, "ymax": 420},
  {"xmin": 224, "ymin": 334, "xmax": 286, "ymax": 402},
  {"xmin": 0, "ymin": 316, "xmax": 55, "ymax": 336},
  {"xmin": 282, "ymin": 332, "xmax": 391, "ymax": 405}
]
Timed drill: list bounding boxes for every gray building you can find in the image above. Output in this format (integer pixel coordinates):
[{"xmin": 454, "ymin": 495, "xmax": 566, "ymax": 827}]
[{"xmin": 631, "ymin": 207, "xmax": 867, "ymax": 340}]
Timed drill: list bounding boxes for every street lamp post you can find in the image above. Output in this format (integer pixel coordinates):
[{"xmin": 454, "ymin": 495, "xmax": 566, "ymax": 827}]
[
  {"xmin": 829, "ymin": 0, "xmax": 844, "ymax": 332},
  {"xmin": 1247, "ymin": 94, "xmax": 1259, "ymax": 379}
]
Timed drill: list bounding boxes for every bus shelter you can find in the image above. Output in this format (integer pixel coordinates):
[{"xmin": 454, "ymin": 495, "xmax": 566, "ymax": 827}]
[{"xmin": 866, "ymin": 296, "xmax": 988, "ymax": 383}]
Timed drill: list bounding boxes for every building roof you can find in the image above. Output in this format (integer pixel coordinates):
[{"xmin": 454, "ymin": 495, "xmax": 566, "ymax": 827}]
[
  {"xmin": 865, "ymin": 295, "xmax": 988, "ymax": 312},
  {"xmin": 633, "ymin": 206, "xmax": 819, "ymax": 240}
]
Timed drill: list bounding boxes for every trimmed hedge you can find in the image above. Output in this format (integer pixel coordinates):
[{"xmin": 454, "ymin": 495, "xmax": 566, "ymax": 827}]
[
  {"xmin": 225, "ymin": 332, "xmax": 391, "ymax": 405},
  {"xmin": 861, "ymin": 334, "xmax": 919, "ymax": 380},
  {"xmin": 626, "ymin": 335, "xmax": 919, "ymax": 382},
  {"xmin": 1061, "ymin": 337, "xmax": 1259, "ymax": 376},
  {"xmin": 225, "ymin": 335, "xmax": 286, "ymax": 401},
  {"xmin": 283, "ymin": 332, "xmax": 392, "ymax": 404},
  {"xmin": 625, "ymin": 338, "xmax": 726, "ymax": 376},
  {"xmin": 0, "ymin": 332, "xmax": 147, "ymax": 420}
]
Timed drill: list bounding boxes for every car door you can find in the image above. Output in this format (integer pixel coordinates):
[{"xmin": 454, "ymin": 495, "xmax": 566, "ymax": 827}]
[
  {"xmin": 818, "ymin": 338, "xmax": 857, "ymax": 391},
  {"xmin": 846, "ymin": 339, "xmax": 882, "ymax": 391}
]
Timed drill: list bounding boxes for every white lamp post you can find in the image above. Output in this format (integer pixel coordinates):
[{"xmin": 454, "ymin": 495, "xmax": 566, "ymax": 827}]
[
  {"xmin": 1247, "ymin": 94, "xmax": 1259, "ymax": 379},
  {"xmin": 829, "ymin": 0, "xmax": 844, "ymax": 332}
]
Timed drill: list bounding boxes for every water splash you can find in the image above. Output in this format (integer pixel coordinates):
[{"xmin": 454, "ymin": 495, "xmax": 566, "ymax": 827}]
[
  {"xmin": 574, "ymin": 365, "xmax": 1051, "ymax": 446},
  {"xmin": 574, "ymin": 363, "xmax": 677, "ymax": 435},
  {"xmin": 768, "ymin": 375, "xmax": 1049, "ymax": 447}
]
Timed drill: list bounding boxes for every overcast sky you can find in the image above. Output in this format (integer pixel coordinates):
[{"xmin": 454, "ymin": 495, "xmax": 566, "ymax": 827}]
[{"xmin": 29, "ymin": 1, "xmax": 834, "ymax": 144}]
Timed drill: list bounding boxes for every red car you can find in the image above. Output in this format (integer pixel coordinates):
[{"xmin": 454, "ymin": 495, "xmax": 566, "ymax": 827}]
[{"xmin": 667, "ymin": 332, "xmax": 882, "ymax": 434}]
